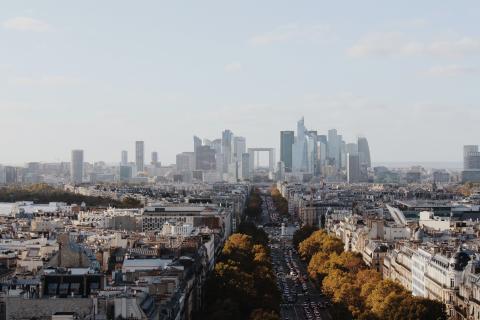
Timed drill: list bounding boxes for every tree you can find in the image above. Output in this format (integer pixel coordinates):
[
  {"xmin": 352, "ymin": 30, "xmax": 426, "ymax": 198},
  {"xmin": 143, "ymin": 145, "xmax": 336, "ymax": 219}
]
[
  {"xmin": 293, "ymin": 225, "xmax": 318, "ymax": 250},
  {"xmin": 237, "ymin": 221, "xmax": 269, "ymax": 245},
  {"xmin": 365, "ymin": 280, "xmax": 405, "ymax": 316},
  {"xmin": 298, "ymin": 230, "xmax": 343, "ymax": 261}
]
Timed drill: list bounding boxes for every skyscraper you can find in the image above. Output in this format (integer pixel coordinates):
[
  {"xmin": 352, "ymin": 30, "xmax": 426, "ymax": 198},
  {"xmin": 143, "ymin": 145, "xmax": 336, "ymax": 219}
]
[
  {"xmin": 222, "ymin": 130, "xmax": 234, "ymax": 173},
  {"xmin": 71, "ymin": 149, "xmax": 84, "ymax": 184},
  {"xmin": 347, "ymin": 153, "xmax": 361, "ymax": 183},
  {"xmin": 292, "ymin": 118, "xmax": 308, "ymax": 172},
  {"xmin": 280, "ymin": 131, "xmax": 294, "ymax": 172},
  {"xmin": 464, "ymin": 145, "xmax": 480, "ymax": 170},
  {"xmin": 121, "ymin": 150, "xmax": 128, "ymax": 165},
  {"xmin": 135, "ymin": 141, "xmax": 145, "ymax": 173},
  {"xmin": 193, "ymin": 136, "xmax": 202, "ymax": 151},
  {"xmin": 241, "ymin": 153, "xmax": 250, "ymax": 180},
  {"xmin": 151, "ymin": 151, "xmax": 158, "ymax": 166},
  {"xmin": 195, "ymin": 145, "xmax": 216, "ymax": 171},
  {"xmin": 328, "ymin": 129, "xmax": 340, "ymax": 169},
  {"xmin": 233, "ymin": 136, "xmax": 246, "ymax": 160},
  {"xmin": 176, "ymin": 152, "xmax": 195, "ymax": 172},
  {"xmin": 358, "ymin": 137, "xmax": 372, "ymax": 168},
  {"xmin": 462, "ymin": 145, "xmax": 480, "ymax": 182}
]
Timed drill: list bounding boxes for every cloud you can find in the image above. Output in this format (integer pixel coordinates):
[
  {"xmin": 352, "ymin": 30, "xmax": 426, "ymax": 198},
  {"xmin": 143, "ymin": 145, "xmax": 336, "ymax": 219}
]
[
  {"xmin": 348, "ymin": 32, "xmax": 480, "ymax": 57},
  {"xmin": 250, "ymin": 24, "xmax": 332, "ymax": 46},
  {"xmin": 3, "ymin": 16, "xmax": 52, "ymax": 32},
  {"xmin": 422, "ymin": 65, "xmax": 480, "ymax": 77},
  {"xmin": 224, "ymin": 62, "xmax": 242, "ymax": 73},
  {"xmin": 10, "ymin": 75, "xmax": 80, "ymax": 86}
]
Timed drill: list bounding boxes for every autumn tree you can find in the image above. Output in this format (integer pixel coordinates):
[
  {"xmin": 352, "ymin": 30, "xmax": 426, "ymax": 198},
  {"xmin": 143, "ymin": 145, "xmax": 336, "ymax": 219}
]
[{"xmin": 293, "ymin": 225, "xmax": 318, "ymax": 250}]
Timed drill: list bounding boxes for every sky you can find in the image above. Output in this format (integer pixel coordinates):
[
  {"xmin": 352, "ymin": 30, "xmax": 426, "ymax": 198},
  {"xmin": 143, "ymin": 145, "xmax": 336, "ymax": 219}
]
[{"xmin": 1, "ymin": 1, "xmax": 479, "ymax": 165}]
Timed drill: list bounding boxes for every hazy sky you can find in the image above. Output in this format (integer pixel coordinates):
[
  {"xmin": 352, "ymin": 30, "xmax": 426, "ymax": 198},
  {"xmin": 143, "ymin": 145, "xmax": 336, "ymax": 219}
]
[{"xmin": 1, "ymin": 1, "xmax": 479, "ymax": 165}]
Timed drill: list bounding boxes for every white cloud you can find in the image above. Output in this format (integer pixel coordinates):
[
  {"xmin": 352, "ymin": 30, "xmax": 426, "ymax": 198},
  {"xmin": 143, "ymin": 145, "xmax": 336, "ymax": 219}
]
[
  {"xmin": 422, "ymin": 65, "xmax": 480, "ymax": 77},
  {"xmin": 224, "ymin": 62, "xmax": 242, "ymax": 73},
  {"xmin": 348, "ymin": 32, "xmax": 480, "ymax": 57},
  {"xmin": 10, "ymin": 75, "xmax": 80, "ymax": 86},
  {"xmin": 3, "ymin": 16, "xmax": 52, "ymax": 32},
  {"xmin": 250, "ymin": 24, "xmax": 332, "ymax": 46}
]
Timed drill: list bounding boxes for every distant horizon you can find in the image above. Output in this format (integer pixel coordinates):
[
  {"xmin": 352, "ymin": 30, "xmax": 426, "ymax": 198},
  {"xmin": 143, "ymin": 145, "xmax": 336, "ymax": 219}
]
[
  {"xmin": 2, "ymin": 1, "xmax": 479, "ymax": 165},
  {"xmin": 0, "ymin": 159, "xmax": 464, "ymax": 170}
]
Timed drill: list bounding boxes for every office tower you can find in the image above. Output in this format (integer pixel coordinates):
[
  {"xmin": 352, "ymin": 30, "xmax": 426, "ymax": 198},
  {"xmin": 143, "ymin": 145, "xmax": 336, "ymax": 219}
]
[
  {"xmin": 119, "ymin": 165, "xmax": 133, "ymax": 181},
  {"xmin": 464, "ymin": 145, "xmax": 480, "ymax": 170},
  {"xmin": 328, "ymin": 129, "xmax": 340, "ymax": 169},
  {"xmin": 241, "ymin": 153, "xmax": 250, "ymax": 180},
  {"xmin": 195, "ymin": 145, "xmax": 216, "ymax": 170},
  {"xmin": 358, "ymin": 137, "xmax": 372, "ymax": 168},
  {"xmin": 0, "ymin": 165, "xmax": 4, "ymax": 184},
  {"xmin": 176, "ymin": 152, "xmax": 195, "ymax": 172},
  {"xmin": 347, "ymin": 153, "xmax": 361, "ymax": 183},
  {"xmin": 293, "ymin": 118, "xmax": 308, "ymax": 172},
  {"xmin": 233, "ymin": 136, "xmax": 246, "ymax": 160},
  {"xmin": 346, "ymin": 143, "xmax": 358, "ymax": 155},
  {"xmin": 193, "ymin": 136, "xmax": 202, "ymax": 151},
  {"xmin": 135, "ymin": 141, "xmax": 145, "ymax": 172},
  {"xmin": 222, "ymin": 130, "xmax": 234, "ymax": 173},
  {"xmin": 280, "ymin": 131, "xmax": 294, "ymax": 172},
  {"xmin": 151, "ymin": 152, "xmax": 158, "ymax": 165},
  {"xmin": 121, "ymin": 150, "xmax": 128, "ymax": 165},
  {"xmin": 71, "ymin": 149, "xmax": 84, "ymax": 184},
  {"xmin": 462, "ymin": 145, "xmax": 480, "ymax": 182},
  {"xmin": 339, "ymin": 136, "xmax": 346, "ymax": 169}
]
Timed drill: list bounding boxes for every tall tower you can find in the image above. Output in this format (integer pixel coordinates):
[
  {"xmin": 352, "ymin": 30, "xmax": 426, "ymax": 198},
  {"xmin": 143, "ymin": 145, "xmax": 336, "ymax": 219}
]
[
  {"xmin": 358, "ymin": 136, "xmax": 372, "ymax": 168},
  {"xmin": 151, "ymin": 152, "xmax": 159, "ymax": 166},
  {"xmin": 233, "ymin": 136, "xmax": 246, "ymax": 160},
  {"xmin": 121, "ymin": 150, "xmax": 128, "ymax": 165},
  {"xmin": 222, "ymin": 130, "xmax": 234, "ymax": 173},
  {"xmin": 280, "ymin": 131, "xmax": 294, "ymax": 172},
  {"xmin": 347, "ymin": 153, "xmax": 361, "ymax": 183},
  {"xmin": 135, "ymin": 141, "xmax": 145, "ymax": 173},
  {"xmin": 328, "ymin": 129, "xmax": 340, "ymax": 169},
  {"xmin": 71, "ymin": 150, "xmax": 84, "ymax": 184},
  {"xmin": 464, "ymin": 145, "xmax": 480, "ymax": 170}
]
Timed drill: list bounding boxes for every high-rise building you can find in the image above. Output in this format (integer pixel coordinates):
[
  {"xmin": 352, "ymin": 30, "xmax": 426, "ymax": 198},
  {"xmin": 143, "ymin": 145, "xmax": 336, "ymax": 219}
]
[
  {"xmin": 346, "ymin": 143, "xmax": 358, "ymax": 155},
  {"xmin": 347, "ymin": 153, "xmax": 361, "ymax": 183},
  {"xmin": 464, "ymin": 145, "xmax": 480, "ymax": 170},
  {"xmin": 151, "ymin": 152, "xmax": 158, "ymax": 166},
  {"xmin": 121, "ymin": 150, "xmax": 128, "ymax": 165},
  {"xmin": 328, "ymin": 129, "xmax": 340, "ymax": 169},
  {"xmin": 176, "ymin": 152, "xmax": 195, "ymax": 172},
  {"xmin": 71, "ymin": 149, "xmax": 84, "ymax": 184},
  {"xmin": 280, "ymin": 131, "xmax": 294, "ymax": 172},
  {"xmin": 462, "ymin": 145, "xmax": 480, "ymax": 183},
  {"xmin": 233, "ymin": 136, "xmax": 246, "ymax": 160},
  {"xmin": 358, "ymin": 137, "xmax": 372, "ymax": 168},
  {"xmin": 193, "ymin": 136, "xmax": 202, "ymax": 151},
  {"xmin": 241, "ymin": 153, "xmax": 250, "ymax": 180},
  {"xmin": 119, "ymin": 165, "xmax": 133, "ymax": 182},
  {"xmin": 293, "ymin": 118, "xmax": 308, "ymax": 172},
  {"xmin": 195, "ymin": 145, "xmax": 216, "ymax": 171},
  {"xmin": 135, "ymin": 141, "xmax": 145, "ymax": 173},
  {"xmin": 222, "ymin": 130, "xmax": 234, "ymax": 173}
]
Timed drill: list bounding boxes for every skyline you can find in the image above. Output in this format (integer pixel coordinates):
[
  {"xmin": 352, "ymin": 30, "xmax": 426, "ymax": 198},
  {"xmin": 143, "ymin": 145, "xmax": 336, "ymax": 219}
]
[
  {"xmin": 2, "ymin": 1, "xmax": 480, "ymax": 164},
  {"xmin": 0, "ymin": 121, "xmax": 470, "ymax": 167}
]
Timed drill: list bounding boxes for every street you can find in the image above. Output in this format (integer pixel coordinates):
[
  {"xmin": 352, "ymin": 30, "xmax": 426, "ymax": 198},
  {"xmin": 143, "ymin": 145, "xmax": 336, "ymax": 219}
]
[{"xmin": 259, "ymin": 190, "xmax": 332, "ymax": 320}]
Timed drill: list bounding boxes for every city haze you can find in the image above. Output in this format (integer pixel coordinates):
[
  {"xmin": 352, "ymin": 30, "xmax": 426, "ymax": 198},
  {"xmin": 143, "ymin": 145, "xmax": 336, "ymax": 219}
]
[{"xmin": 2, "ymin": 1, "xmax": 480, "ymax": 164}]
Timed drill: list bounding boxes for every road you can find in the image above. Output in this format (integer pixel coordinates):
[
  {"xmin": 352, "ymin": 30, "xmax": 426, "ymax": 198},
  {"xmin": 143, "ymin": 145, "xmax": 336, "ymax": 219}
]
[{"xmin": 259, "ymin": 190, "xmax": 332, "ymax": 320}]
